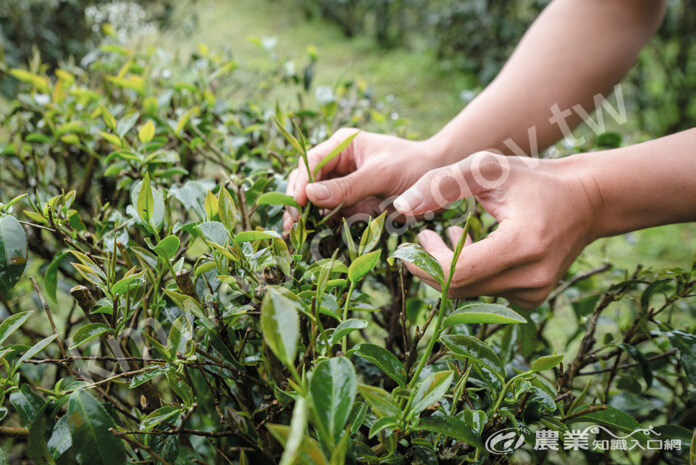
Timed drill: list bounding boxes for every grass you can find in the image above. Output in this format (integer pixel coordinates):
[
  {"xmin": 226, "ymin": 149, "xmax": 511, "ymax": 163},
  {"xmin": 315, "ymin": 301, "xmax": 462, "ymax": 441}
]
[
  {"xmin": 159, "ymin": 0, "xmax": 470, "ymax": 137},
  {"xmin": 157, "ymin": 0, "xmax": 694, "ymax": 271}
]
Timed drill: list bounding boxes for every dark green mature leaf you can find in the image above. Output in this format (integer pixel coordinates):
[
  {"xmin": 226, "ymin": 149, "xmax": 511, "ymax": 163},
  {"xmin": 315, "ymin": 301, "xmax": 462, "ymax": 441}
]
[
  {"xmin": 68, "ymin": 390, "xmax": 126, "ymax": 465},
  {"xmin": 313, "ymin": 130, "xmax": 360, "ymax": 176},
  {"xmin": 410, "ymin": 370, "xmax": 453, "ymax": 416},
  {"xmin": 665, "ymin": 330, "xmax": 696, "ymax": 384},
  {"xmin": 257, "ymin": 192, "xmax": 301, "ymax": 209},
  {"xmin": 70, "ymin": 323, "xmax": 109, "ymax": 349},
  {"xmin": 27, "ymin": 404, "xmax": 55, "ymax": 465},
  {"xmin": 440, "ymin": 334, "xmax": 504, "ymax": 379},
  {"xmin": 530, "ymin": 354, "xmax": 564, "ymax": 373},
  {"xmin": 414, "ymin": 415, "xmax": 483, "ymax": 449},
  {"xmin": 45, "ymin": 250, "xmax": 68, "ymax": 302},
  {"xmin": 349, "ymin": 343, "xmax": 407, "ymax": 387},
  {"xmin": 443, "ymin": 303, "xmax": 526, "ymax": 327},
  {"xmin": 389, "ymin": 244, "xmax": 443, "ymax": 285},
  {"xmin": 261, "ymin": 286, "xmax": 302, "ymax": 366},
  {"xmin": 267, "ymin": 423, "xmax": 329, "ymax": 465},
  {"xmin": 331, "ymin": 319, "xmax": 367, "ymax": 346},
  {"xmin": 620, "ymin": 343, "xmax": 652, "ymax": 388},
  {"xmin": 0, "ymin": 310, "xmax": 32, "ymax": 346},
  {"xmin": 47, "ymin": 415, "xmax": 72, "ymax": 459},
  {"xmin": 19, "ymin": 334, "xmax": 58, "ymax": 363},
  {"xmin": 567, "ymin": 405, "xmax": 647, "ymax": 440},
  {"xmin": 356, "ymin": 385, "xmax": 401, "ymax": 419},
  {"xmin": 130, "ymin": 365, "xmax": 173, "ymax": 388},
  {"xmin": 310, "ymin": 357, "xmax": 357, "ymax": 444},
  {"xmin": 348, "ymin": 250, "xmax": 380, "ymax": 284},
  {"xmin": 9, "ymin": 384, "xmax": 45, "ymax": 427},
  {"xmin": 0, "ymin": 214, "xmax": 28, "ymax": 296}
]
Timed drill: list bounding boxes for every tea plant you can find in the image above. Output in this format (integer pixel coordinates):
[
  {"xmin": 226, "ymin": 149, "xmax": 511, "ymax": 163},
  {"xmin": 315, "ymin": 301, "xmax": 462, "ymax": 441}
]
[{"xmin": 0, "ymin": 37, "xmax": 693, "ymax": 465}]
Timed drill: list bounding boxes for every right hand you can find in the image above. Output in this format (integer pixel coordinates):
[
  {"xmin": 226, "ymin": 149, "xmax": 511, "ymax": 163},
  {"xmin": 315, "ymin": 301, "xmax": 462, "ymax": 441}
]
[{"xmin": 283, "ymin": 129, "xmax": 440, "ymax": 230}]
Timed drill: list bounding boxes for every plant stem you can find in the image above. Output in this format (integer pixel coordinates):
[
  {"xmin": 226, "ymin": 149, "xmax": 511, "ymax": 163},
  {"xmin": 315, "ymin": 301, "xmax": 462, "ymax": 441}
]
[
  {"xmin": 341, "ymin": 282, "xmax": 356, "ymax": 353},
  {"xmin": 407, "ymin": 290, "xmax": 448, "ymax": 389}
]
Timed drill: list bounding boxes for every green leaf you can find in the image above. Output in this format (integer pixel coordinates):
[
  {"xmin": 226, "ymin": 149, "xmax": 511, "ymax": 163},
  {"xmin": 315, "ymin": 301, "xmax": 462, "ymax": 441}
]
[
  {"xmin": 45, "ymin": 251, "xmax": 68, "ymax": 301},
  {"xmin": 358, "ymin": 212, "xmax": 386, "ymax": 256},
  {"xmin": 348, "ymin": 250, "xmax": 380, "ymax": 284},
  {"xmin": 153, "ymin": 235, "xmax": 180, "ymax": 261},
  {"xmin": 261, "ymin": 286, "xmax": 302, "ymax": 366},
  {"xmin": 218, "ymin": 187, "xmax": 237, "ymax": 232},
  {"xmin": 410, "ymin": 370, "xmax": 453, "ymax": 416},
  {"xmin": 310, "ymin": 357, "xmax": 357, "ymax": 444},
  {"xmin": 443, "ymin": 303, "xmax": 526, "ymax": 327},
  {"xmin": 0, "ymin": 215, "xmax": 28, "ymax": 296},
  {"xmin": 272, "ymin": 116, "xmax": 305, "ymax": 155},
  {"xmin": 116, "ymin": 111, "xmax": 140, "ymax": 138},
  {"xmin": 19, "ymin": 334, "xmax": 58, "ymax": 363},
  {"xmin": 530, "ymin": 354, "xmax": 564, "ymax": 373},
  {"xmin": 138, "ymin": 119, "xmax": 155, "ymax": 144},
  {"xmin": 70, "ymin": 323, "xmax": 109, "ymax": 349},
  {"xmin": 620, "ymin": 343, "xmax": 652, "ymax": 388},
  {"xmin": 566, "ymin": 405, "xmax": 646, "ymax": 438},
  {"xmin": 9, "ymin": 384, "xmax": 44, "ymax": 427},
  {"xmin": 267, "ymin": 423, "xmax": 329, "ymax": 465},
  {"xmin": 331, "ymin": 319, "xmax": 368, "ymax": 346},
  {"xmin": 280, "ymin": 397, "xmax": 309, "ymax": 465},
  {"xmin": 0, "ymin": 310, "xmax": 32, "ymax": 346},
  {"xmin": 198, "ymin": 221, "xmax": 229, "ymax": 246},
  {"xmin": 357, "ymin": 385, "xmax": 401, "ymax": 419},
  {"xmin": 47, "ymin": 414, "xmax": 72, "ymax": 459},
  {"xmin": 389, "ymin": 244, "xmax": 443, "ymax": 285},
  {"xmin": 68, "ymin": 390, "xmax": 126, "ymax": 465},
  {"xmin": 413, "ymin": 415, "xmax": 483, "ymax": 449},
  {"xmin": 257, "ymin": 192, "xmax": 301, "ymax": 209},
  {"xmin": 131, "ymin": 177, "xmax": 165, "ymax": 232},
  {"xmin": 440, "ymin": 334, "xmax": 504, "ymax": 379},
  {"xmin": 313, "ymin": 130, "xmax": 360, "ymax": 176},
  {"xmin": 27, "ymin": 404, "xmax": 56, "ymax": 465},
  {"xmin": 140, "ymin": 406, "xmax": 180, "ymax": 431},
  {"xmin": 111, "ymin": 271, "xmax": 144, "ymax": 295},
  {"xmin": 368, "ymin": 416, "xmax": 398, "ymax": 439},
  {"xmin": 137, "ymin": 173, "xmax": 155, "ymax": 224},
  {"xmin": 130, "ymin": 365, "xmax": 173, "ymax": 388},
  {"xmin": 235, "ymin": 230, "xmax": 277, "ymax": 243},
  {"xmin": 349, "ymin": 343, "xmax": 407, "ymax": 387}
]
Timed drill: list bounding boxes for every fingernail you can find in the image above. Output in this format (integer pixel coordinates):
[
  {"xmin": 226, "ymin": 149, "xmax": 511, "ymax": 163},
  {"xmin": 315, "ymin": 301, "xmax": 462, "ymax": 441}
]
[
  {"xmin": 306, "ymin": 183, "xmax": 330, "ymax": 201},
  {"xmin": 417, "ymin": 232, "xmax": 431, "ymax": 247},
  {"xmin": 393, "ymin": 188, "xmax": 424, "ymax": 214}
]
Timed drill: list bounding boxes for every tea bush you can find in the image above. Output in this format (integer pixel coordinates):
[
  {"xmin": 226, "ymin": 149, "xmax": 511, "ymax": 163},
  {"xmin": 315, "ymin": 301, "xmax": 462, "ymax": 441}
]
[{"xmin": 0, "ymin": 37, "xmax": 694, "ymax": 465}]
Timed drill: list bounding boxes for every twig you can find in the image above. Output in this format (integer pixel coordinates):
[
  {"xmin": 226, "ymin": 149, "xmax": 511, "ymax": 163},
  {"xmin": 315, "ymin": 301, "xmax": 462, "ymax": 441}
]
[{"xmin": 31, "ymin": 277, "xmax": 68, "ymax": 359}]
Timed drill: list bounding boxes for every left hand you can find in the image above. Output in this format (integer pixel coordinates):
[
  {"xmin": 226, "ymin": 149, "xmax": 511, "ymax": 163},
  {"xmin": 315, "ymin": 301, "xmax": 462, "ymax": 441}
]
[{"xmin": 392, "ymin": 151, "xmax": 602, "ymax": 308}]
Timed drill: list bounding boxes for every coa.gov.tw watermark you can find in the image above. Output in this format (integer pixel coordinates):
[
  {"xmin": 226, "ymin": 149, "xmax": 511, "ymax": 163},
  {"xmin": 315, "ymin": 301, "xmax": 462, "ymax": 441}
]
[{"xmin": 485, "ymin": 425, "xmax": 683, "ymax": 455}]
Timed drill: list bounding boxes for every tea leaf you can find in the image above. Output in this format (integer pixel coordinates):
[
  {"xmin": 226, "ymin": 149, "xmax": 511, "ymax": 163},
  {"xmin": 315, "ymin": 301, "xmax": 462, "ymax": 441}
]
[
  {"xmin": 410, "ymin": 370, "xmax": 453, "ymax": 416},
  {"xmin": 257, "ymin": 192, "xmax": 301, "ymax": 209},
  {"xmin": 349, "ymin": 343, "xmax": 406, "ymax": 387},
  {"xmin": 0, "ymin": 215, "xmax": 28, "ymax": 296},
  {"xmin": 440, "ymin": 334, "xmax": 504, "ymax": 379},
  {"xmin": 389, "ymin": 244, "xmax": 443, "ymax": 285},
  {"xmin": 261, "ymin": 287, "xmax": 302, "ymax": 366},
  {"xmin": 67, "ymin": 390, "xmax": 126, "ymax": 464},
  {"xmin": 530, "ymin": 354, "xmax": 564, "ymax": 373},
  {"xmin": 313, "ymin": 130, "xmax": 359, "ymax": 176},
  {"xmin": 70, "ymin": 323, "xmax": 109, "ymax": 349},
  {"xmin": 348, "ymin": 250, "xmax": 380, "ymax": 284},
  {"xmin": 443, "ymin": 303, "xmax": 526, "ymax": 327},
  {"xmin": 310, "ymin": 357, "xmax": 357, "ymax": 444}
]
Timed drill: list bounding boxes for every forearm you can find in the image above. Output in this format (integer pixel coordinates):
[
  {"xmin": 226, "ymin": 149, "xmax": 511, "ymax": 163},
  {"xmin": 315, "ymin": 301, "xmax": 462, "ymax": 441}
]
[
  {"xmin": 426, "ymin": 0, "xmax": 666, "ymax": 164},
  {"xmin": 570, "ymin": 128, "xmax": 696, "ymax": 238}
]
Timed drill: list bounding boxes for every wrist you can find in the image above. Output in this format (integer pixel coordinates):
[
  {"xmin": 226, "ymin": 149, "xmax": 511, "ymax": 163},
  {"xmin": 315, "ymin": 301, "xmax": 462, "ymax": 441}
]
[{"xmin": 554, "ymin": 154, "xmax": 608, "ymax": 243}]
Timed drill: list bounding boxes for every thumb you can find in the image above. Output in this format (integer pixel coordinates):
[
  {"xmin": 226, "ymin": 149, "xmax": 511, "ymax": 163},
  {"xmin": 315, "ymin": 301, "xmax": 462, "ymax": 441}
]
[
  {"xmin": 393, "ymin": 152, "xmax": 508, "ymax": 215},
  {"xmin": 305, "ymin": 170, "xmax": 376, "ymax": 208}
]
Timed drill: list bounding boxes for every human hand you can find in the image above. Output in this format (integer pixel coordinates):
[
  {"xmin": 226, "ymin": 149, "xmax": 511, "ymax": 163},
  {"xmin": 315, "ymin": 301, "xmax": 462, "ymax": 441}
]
[
  {"xmin": 393, "ymin": 152, "xmax": 602, "ymax": 308},
  {"xmin": 283, "ymin": 129, "xmax": 440, "ymax": 230}
]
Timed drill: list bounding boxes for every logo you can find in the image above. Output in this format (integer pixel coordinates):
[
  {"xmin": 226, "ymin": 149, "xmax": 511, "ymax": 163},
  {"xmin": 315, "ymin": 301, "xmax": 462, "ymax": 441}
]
[
  {"xmin": 484, "ymin": 424, "xmax": 682, "ymax": 456},
  {"xmin": 485, "ymin": 428, "xmax": 526, "ymax": 454}
]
